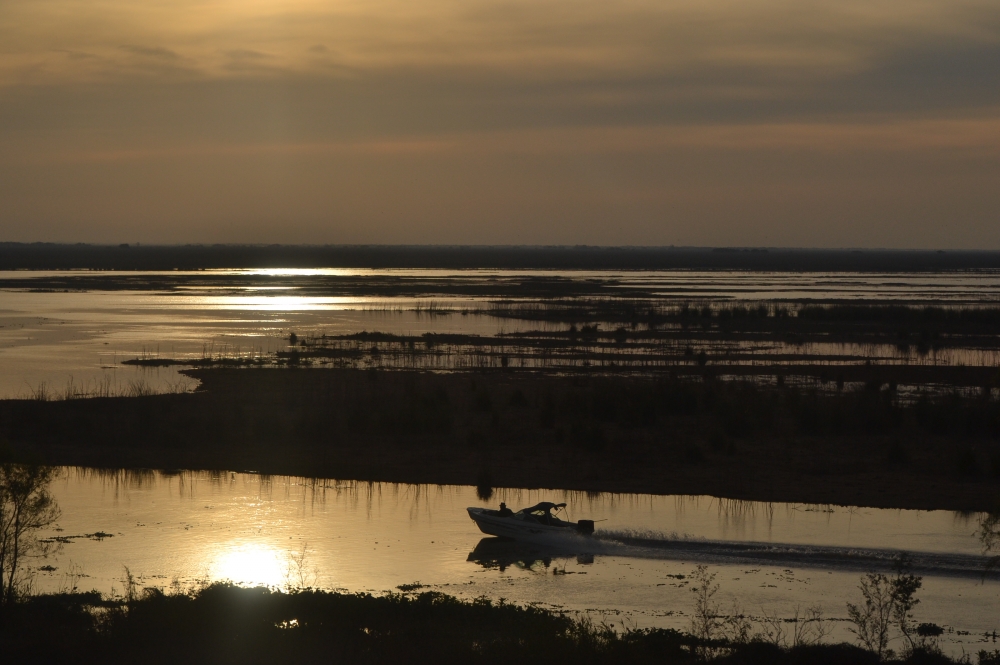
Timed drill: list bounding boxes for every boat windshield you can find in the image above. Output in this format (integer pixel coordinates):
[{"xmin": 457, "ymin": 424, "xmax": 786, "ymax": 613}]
[{"xmin": 517, "ymin": 502, "xmax": 567, "ymax": 515}]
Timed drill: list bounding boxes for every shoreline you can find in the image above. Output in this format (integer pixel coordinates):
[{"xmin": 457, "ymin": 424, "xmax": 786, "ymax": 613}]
[
  {"xmin": 2, "ymin": 367, "xmax": 998, "ymax": 513},
  {"xmin": 3, "ymin": 582, "xmax": 947, "ymax": 665}
]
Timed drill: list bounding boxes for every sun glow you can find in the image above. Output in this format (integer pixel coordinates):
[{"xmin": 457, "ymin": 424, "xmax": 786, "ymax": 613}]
[{"xmin": 212, "ymin": 544, "xmax": 286, "ymax": 587}]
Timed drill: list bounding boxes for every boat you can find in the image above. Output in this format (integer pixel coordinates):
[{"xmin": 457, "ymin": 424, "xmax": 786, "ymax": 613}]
[{"xmin": 467, "ymin": 501, "xmax": 595, "ymax": 541}]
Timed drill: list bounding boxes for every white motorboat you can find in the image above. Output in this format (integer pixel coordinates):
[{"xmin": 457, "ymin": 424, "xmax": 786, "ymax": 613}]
[{"xmin": 467, "ymin": 501, "xmax": 594, "ymax": 541}]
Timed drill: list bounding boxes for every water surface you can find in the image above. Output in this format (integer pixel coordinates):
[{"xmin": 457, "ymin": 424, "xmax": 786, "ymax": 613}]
[
  {"xmin": 37, "ymin": 469, "xmax": 1000, "ymax": 656},
  {"xmin": 4, "ymin": 268, "xmax": 1000, "ymax": 397}
]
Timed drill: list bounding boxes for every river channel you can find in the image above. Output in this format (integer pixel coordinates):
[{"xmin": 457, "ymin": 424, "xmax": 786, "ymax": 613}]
[{"xmin": 35, "ymin": 468, "xmax": 999, "ymax": 656}]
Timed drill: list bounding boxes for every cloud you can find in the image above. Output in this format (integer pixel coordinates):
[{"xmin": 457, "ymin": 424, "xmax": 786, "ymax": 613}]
[
  {"xmin": 15, "ymin": 116, "xmax": 998, "ymax": 167},
  {"xmin": 223, "ymin": 49, "xmax": 271, "ymax": 61},
  {"xmin": 0, "ymin": 0, "xmax": 998, "ymax": 246},
  {"xmin": 56, "ymin": 49, "xmax": 97, "ymax": 61},
  {"xmin": 120, "ymin": 45, "xmax": 181, "ymax": 60},
  {"xmin": 1, "ymin": 0, "xmax": 996, "ymax": 123},
  {"xmin": 852, "ymin": 39, "xmax": 1000, "ymax": 111},
  {"xmin": 1, "ymin": 1, "xmax": 996, "ymax": 88}
]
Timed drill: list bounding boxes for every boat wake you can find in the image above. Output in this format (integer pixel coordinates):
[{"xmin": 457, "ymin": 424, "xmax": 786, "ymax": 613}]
[
  {"xmin": 591, "ymin": 529, "xmax": 994, "ymax": 578},
  {"xmin": 471, "ymin": 528, "xmax": 994, "ymax": 579}
]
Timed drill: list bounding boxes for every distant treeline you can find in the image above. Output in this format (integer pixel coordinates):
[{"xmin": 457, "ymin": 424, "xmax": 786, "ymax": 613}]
[{"xmin": 3, "ymin": 243, "xmax": 1000, "ymax": 271}]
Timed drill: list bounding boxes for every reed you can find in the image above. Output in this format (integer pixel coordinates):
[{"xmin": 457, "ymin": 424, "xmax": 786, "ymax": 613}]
[
  {"xmin": 3, "ymin": 368, "xmax": 998, "ymax": 511},
  {"xmin": 1, "ymin": 580, "xmax": 983, "ymax": 664},
  {"xmin": 20, "ymin": 373, "xmax": 196, "ymax": 402}
]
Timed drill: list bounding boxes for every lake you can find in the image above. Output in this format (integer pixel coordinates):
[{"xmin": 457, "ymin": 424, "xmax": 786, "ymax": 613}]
[{"xmin": 3, "ymin": 268, "xmax": 1000, "ymax": 397}]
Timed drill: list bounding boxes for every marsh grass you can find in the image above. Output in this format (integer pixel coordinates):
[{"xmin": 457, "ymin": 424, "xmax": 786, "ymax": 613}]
[
  {"xmin": 250, "ymin": 330, "xmax": 999, "ymax": 389},
  {"xmin": 116, "ymin": 301, "xmax": 1000, "ymax": 400},
  {"xmin": 3, "ymin": 368, "xmax": 999, "ymax": 509},
  {"xmin": 0, "ymin": 583, "xmax": 704, "ymax": 664},
  {"xmin": 1, "ymin": 580, "xmax": 970, "ymax": 665},
  {"xmin": 21, "ymin": 373, "xmax": 194, "ymax": 402}
]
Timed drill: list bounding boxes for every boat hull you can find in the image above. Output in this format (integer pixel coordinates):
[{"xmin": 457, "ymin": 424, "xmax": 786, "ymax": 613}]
[{"xmin": 467, "ymin": 507, "xmax": 587, "ymax": 541}]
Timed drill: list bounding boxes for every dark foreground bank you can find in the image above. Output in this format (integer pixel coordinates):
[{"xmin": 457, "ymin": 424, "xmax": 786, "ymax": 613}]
[
  {"xmin": 3, "ymin": 368, "xmax": 999, "ymax": 511},
  {"xmin": 0, "ymin": 583, "xmax": 970, "ymax": 665}
]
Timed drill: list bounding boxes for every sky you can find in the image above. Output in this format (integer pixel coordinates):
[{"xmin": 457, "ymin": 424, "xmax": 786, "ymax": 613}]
[{"xmin": 1, "ymin": 0, "xmax": 998, "ymax": 248}]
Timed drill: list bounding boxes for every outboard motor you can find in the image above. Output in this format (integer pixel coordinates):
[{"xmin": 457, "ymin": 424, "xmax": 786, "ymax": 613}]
[{"xmin": 576, "ymin": 519, "xmax": 595, "ymax": 534}]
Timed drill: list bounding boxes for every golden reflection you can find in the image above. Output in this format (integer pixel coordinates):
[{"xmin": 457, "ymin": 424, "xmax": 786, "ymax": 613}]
[
  {"xmin": 242, "ymin": 269, "xmax": 368, "ymax": 277},
  {"xmin": 211, "ymin": 543, "xmax": 286, "ymax": 587},
  {"xmin": 191, "ymin": 295, "xmax": 362, "ymax": 311}
]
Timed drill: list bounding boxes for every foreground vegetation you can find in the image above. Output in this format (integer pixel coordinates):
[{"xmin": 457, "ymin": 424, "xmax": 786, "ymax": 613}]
[
  {"xmin": 0, "ymin": 461, "xmax": 59, "ymax": 618},
  {"xmin": 2, "ymin": 368, "xmax": 999, "ymax": 510},
  {"xmin": 1, "ymin": 581, "xmax": 992, "ymax": 665},
  {"xmin": 3, "ymin": 462, "xmax": 997, "ymax": 664}
]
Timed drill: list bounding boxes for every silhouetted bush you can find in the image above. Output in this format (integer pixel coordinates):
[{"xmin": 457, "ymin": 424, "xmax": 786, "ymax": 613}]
[
  {"xmin": 0, "ymin": 583, "xmax": 974, "ymax": 665},
  {"xmin": 956, "ymin": 449, "xmax": 979, "ymax": 477},
  {"xmin": 508, "ymin": 388, "xmax": 528, "ymax": 408},
  {"xmin": 473, "ymin": 390, "xmax": 492, "ymax": 412},
  {"xmin": 475, "ymin": 469, "xmax": 493, "ymax": 500},
  {"xmin": 570, "ymin": 422, "xmax": 607, "ymax": 453},
  {"xmin": 0, "ymin": 584, "xmax": 705, "ymax": 665},
  {"xmin": 683, "ymin": 444, "xmax": 705, "ymax": 464},
  {"xmin": 886, "ymin": 440, "xmax": 910, "ymax": 467}
]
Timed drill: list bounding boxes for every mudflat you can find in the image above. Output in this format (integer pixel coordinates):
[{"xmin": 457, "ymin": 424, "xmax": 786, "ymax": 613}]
[{"xmin": 2, "ymin": 367, "xmax": 998, "ymax": 512}]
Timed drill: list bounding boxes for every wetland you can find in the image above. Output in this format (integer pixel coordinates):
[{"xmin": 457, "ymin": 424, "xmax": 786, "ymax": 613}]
[{"xmin": 1, "ymin": 253, "xmax": 999, "ymax": 662}]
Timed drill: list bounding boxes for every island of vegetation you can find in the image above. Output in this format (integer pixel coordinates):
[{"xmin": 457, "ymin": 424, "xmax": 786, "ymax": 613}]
[{"xmin": 2, "ymin": 365, "xmax": 998, "ymax": 512}]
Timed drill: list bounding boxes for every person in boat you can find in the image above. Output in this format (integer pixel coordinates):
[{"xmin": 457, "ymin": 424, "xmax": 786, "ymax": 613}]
[{"xmin": 497, "ymin": 502, "xmax": 513, "ymax": 517}]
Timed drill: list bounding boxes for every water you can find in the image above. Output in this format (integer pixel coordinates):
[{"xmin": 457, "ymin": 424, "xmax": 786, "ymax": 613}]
[
  {"xmin": 0, "ymin": 288, "xmax": 513, "ymax": 397},
  {"xmin": 3, "ymin": 268, "xmax": 1000, "ymax": 397},
  {"xmin": 6, "ymin": 268, "xmax": 1000, "ymax": 654},
  {"xmin": 35, "ymin": 469, "xmax": 1000, "ymax": 656}
]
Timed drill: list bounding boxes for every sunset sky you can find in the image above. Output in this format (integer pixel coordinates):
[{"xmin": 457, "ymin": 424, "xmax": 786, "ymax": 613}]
[{"xmin": 1, "ymin": 0, "xmax": 998, "ymax": 247}]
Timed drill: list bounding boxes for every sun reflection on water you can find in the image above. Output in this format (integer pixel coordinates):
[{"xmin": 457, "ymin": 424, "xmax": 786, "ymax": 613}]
[
  {"xmin": 211, "ymin": 543, "xmax": 286, "ymax": 587},
  {"xmin": 238, "ymin": 269, "xmax": 368, "ymax": 277},
  {"xmin": 188, "ymin": 295, "xmax": 364, "ymax": 311}
]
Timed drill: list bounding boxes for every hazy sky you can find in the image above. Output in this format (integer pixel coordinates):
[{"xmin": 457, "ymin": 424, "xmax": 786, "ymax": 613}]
[{"xmin": 1, "ymin": 0, "xmax": 998, "ymax": 247}]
